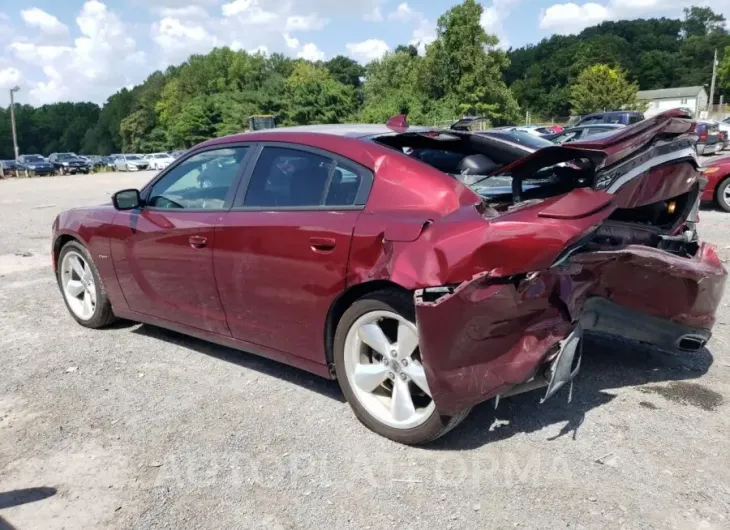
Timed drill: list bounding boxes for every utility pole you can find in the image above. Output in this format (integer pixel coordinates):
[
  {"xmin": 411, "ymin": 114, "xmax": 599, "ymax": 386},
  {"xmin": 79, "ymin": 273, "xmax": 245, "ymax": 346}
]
[
  {"xmin": 9, "ymin": 86, "xmax": 20, "ymax": 161},
  {"xmin": 709, "ymin": 49, "xmax": 718, "ymax": 113}
]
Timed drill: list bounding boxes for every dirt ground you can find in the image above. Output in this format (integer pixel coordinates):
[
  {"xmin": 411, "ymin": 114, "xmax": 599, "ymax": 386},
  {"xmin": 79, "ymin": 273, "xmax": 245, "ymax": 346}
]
[{"xmin": 1, "ymin": 169, "xmax": 729, "ymax": 529}]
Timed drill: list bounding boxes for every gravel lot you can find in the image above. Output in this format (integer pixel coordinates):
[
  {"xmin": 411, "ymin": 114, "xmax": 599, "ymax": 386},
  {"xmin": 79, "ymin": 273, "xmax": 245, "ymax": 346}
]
[{"xmin": 1, "ymin": 167, "xmax": 730, "ymax": 529}]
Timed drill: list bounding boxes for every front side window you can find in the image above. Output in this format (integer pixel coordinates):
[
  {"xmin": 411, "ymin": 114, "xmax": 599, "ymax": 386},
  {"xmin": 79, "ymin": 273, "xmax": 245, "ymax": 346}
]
[
  {"xmin": 243, "ymin": 147, "xmax": 363, "ymax": 208},
  {"xmin": 148, "ymin": 147, "xmax": 248, "ymax": 210}
]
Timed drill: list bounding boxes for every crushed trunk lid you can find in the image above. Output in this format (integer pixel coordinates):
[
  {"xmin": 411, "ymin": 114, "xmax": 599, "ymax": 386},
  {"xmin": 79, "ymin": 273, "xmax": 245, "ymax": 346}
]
[{"xmin": 489, "ymin": 109, "xmax": 699, "ymax": 207}]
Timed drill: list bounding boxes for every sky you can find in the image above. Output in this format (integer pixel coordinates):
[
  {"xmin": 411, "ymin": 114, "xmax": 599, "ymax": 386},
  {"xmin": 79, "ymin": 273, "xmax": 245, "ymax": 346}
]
[{"xmin": 1, "ymin": 0, "xmax": 730, "ymax": 107}]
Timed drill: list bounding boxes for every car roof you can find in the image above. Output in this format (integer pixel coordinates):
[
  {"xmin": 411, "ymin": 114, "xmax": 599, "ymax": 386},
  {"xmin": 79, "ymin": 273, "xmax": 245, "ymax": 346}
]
[
  {"xmin": 212, "ymin": 123, "xmax": 434, "ymax": 141},
  {"xmin": 584, "ymin": 111, "xmax": 642, "ymax": 117},
  {"xmin": 575, "ymin": 124, "xmax": 625, "ymax": 129}
]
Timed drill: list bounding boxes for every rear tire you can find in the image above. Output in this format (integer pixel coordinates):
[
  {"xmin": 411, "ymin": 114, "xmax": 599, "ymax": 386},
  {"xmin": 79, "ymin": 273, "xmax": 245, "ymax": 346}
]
[
  {"xmin": 716, "ymin": 178, "xmax": 730, "ymax": 212},
  {"xmin": 334, "ymin": 289, "xmax": 470, "ymax": 445},
  {"xmin": 57, "ymin": 241, "xmax": 117, "ymax": 328}
]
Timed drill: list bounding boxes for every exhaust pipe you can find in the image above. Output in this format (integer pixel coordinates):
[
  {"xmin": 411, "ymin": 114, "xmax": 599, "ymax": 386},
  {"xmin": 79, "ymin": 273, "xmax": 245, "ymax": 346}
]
[{"xmin": 676, "ymin": 334, "xmax": 707, "ymax": 352}]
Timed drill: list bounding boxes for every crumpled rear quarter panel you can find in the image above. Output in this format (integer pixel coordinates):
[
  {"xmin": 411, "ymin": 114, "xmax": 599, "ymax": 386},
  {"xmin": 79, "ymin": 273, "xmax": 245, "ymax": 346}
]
[
  {"xmin": 415, "ymin": 271, "xmax": 573, "ymax": 415},
  {"xmin": 416, "ymin": 243, "xmax": 727, "ymax": 415}
]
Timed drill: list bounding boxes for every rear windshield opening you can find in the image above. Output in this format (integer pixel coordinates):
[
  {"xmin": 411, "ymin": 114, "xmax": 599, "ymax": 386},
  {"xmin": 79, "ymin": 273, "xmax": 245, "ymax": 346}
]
[{"xmin": 372, "ymin": 131, "xmax": 594, "ymax": 208}]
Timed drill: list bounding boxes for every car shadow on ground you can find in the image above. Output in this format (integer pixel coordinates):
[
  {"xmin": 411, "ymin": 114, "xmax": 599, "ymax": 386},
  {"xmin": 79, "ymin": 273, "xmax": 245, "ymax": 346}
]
[
  {"xmin": 131, "ymin": 324, "xmax": 345, "ymax": 403},
  {"xmin": 130, "ymin": 324, "xmax": 716, "ymax": 449},
  {"xmin": 431, "ymin": 334, "xmax": 716, "ymax": 450}
]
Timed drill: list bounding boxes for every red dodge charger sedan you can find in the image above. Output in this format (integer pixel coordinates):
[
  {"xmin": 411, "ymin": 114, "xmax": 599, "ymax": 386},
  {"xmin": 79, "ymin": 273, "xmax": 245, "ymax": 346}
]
[{"xmin": 53, "ymin": 110, "xmax": 726, "ymax": 444}]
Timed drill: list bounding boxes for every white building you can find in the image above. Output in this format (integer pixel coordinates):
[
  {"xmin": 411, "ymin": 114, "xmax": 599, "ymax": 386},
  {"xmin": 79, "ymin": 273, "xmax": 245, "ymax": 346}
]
[{"xmin": 637, "ymin": 86, "xmax": 708, "ymax": 118}]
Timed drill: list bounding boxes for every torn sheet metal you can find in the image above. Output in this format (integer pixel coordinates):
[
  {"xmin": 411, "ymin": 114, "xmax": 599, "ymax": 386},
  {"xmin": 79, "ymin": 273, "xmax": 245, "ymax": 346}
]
[{"xmin": 415, "ymin": 242, "xmax": 727, "ymax": 415}]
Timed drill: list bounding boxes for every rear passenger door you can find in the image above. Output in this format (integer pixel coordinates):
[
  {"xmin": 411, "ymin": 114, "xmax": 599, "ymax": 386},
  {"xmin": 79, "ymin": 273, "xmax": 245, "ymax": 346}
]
[{"xmin": 214, "ymin": 144, "xmax": 372, "ymax": 362}]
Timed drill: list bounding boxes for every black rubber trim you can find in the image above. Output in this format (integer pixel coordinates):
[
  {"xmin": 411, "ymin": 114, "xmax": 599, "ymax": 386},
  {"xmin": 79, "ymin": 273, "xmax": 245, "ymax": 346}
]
[{"xmin": 579, "ymin": 297, "xmax": 711, "ymax": 354}]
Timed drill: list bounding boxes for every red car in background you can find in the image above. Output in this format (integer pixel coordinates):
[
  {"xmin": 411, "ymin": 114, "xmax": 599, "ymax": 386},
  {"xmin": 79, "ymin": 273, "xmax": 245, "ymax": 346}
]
[
  {"xmin": 52, "ymin": 110, "xmax": 726, "ymax": 444},
  {"xmin": 701, "ymin": 156, "xmax": 730, "ymax": 211}
]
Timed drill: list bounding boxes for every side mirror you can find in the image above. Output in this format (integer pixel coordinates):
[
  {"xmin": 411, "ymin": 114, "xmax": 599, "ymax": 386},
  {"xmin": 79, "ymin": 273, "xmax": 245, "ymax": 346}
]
[{"xmin": 112, "ymin": 189, "xmax": 142, "ymax": 210}]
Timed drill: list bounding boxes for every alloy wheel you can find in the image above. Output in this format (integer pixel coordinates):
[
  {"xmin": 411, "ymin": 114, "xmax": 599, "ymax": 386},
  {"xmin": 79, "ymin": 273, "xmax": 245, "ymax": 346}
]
[
  {"xmin": 343, "ymin": 310, "xmax": 434, "ymax": 430},
  {"xmin": 60, "ymin": 250, "xmax": 97, "ymax": 320}
]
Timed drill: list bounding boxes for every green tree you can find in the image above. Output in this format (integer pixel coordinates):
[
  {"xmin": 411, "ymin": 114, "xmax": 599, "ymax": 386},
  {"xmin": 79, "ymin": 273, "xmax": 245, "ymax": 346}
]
[
  {"xmin": 325, "ymin": 56, "xmax": 365, "ymax": 88},
  {"xmin": 682, "ymin": 6, "xmax": 726, "ymax": 38},
  {"xmin": 421, "ymin": 0, "xmax": 519, "ymax": 122},
  {"xmin": 284, "ymin": 62, "xmax": 357, "ymax": 125},
  {"xmin": 394, "ymin": 44, "xmax": 419, "ymax": 57},
  {"xmin": 570, "ymin": 64, "xmax": 640, "ymax": 115},
  {"xmin": 166, "ymin": 98, "xmax": 216, "ymax": 148}
]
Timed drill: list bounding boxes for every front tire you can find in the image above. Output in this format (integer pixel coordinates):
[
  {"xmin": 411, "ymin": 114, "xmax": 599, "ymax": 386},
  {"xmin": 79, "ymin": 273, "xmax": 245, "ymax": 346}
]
[
  {"xmin": 334, "ymin": 290, "xmax": 470, "ymax": 445},
  {"xmin": 57, "ymin": 241, "xmax": 116, "ymax": 328}
]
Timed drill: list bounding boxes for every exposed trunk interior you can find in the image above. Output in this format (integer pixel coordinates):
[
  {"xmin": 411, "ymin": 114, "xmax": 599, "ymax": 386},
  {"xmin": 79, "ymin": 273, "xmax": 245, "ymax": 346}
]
[{"xmin": 373, "ymin": 114, "xmax": 700, "ymax": 259}]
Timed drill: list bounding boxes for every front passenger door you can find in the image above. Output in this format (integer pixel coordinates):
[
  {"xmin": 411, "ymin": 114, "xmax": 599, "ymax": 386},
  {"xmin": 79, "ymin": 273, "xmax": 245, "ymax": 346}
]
[{"xmin": 111, "ymin": 146, "xmax": 250, "ymax": 336}]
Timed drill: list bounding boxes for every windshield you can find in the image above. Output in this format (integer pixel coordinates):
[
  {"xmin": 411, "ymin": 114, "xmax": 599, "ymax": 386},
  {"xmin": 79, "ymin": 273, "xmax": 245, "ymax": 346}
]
[
  {"xmin": 126, "ymin": 155, "xmax": 143, "ymax": 160},
  {"xmin": 25, "ymin": 155, "xmax": 45, "ymax": 162},
  {"xmin": 57, "ymin": 153, "xmax": 76, "ymax": 160},
  {"xmin": 155, "ymin": 154, "xmax": 170, "ymax": 158}
]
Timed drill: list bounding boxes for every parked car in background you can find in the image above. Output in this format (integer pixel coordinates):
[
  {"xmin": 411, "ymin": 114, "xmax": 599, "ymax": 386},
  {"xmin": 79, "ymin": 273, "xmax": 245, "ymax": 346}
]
[
  {"xmin": 719, "ymin": 130, "xmax": 728, "ymax": 151},
  {"xmin": 144, "ymin": 153, "xmax": 176, "ymax": 171},
  {"xmin": 52, "ymin": 110, "xmax": 725, "ymax": 445},
  {"xmin": 113, "ymin": 155, "xmax": 150, "ymax": 172},
  {"xmin": 107, "ymin": 155, "xmax": 121, "ymax": 169},
  {"xmin": 170, "ymin": 150, "xmax": 186, "ymax": 159},
  {"xmin": 48, "ymin": 153, "xmax": 90, "ymax": 175},
  {"xmin": 700, "ymin": 156, "xmax": 730, "ymax": 211},
  {"xmin": 574, "ymin": 111, "xmax": 644, "ymax": 127},
  {"xmin": 706, "ymin": 120, "xmax": 730, "ymax": 150},
  {"xmin": 17, "ymin": 154, "xmax": 55, "ymax": 176},
  {"xmin": 696, "ymin": 122, "xmax": 723, "ymax": 156},
  {"xmin": 544, "ymin": 124, "xmax": 625, "ymax": 144},
  {"xmin": 478, "ymin": 130, "xmax": 555, "ymax": 150},
  {"xmin": 84, "ymin": 155, "xmax": 105, "ymax": 168},
  {"xmin": 0, "ymin": 159, "xmax": 24, "ymax": 177},
  {"xmin": 523, "ymin": 125, "xmax": 561, "ymax": 136}
]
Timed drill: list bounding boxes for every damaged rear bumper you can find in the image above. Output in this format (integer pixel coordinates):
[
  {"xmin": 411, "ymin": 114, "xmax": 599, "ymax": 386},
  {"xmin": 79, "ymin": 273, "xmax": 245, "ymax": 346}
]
[
  {"xmin": 415, "ymin": 243, "xmax": 727, "ymax": 415},
  {"xmin": 580, "ymin": 297, "xmax": 711, "ymax": 353}
]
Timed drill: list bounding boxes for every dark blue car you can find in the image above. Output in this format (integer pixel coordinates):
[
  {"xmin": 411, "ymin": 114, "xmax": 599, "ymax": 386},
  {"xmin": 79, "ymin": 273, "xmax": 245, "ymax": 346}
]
[
  {"xmin": 574, "ymin": 111, "xmax": 644, "ymax": 127},
  {"xmin": 18, "ymin": 154, "xmax": 56, "ymax": 176}
]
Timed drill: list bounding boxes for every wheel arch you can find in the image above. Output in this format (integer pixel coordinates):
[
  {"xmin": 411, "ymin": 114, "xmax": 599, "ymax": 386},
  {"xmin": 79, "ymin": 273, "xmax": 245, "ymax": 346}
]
[
  {"xmin": 53, "ymin": 234, "xmax": 82, "ymax": 271},
  {"xmin": 324, "ymin": 279, "xmax": 413, "ymax": 374}
]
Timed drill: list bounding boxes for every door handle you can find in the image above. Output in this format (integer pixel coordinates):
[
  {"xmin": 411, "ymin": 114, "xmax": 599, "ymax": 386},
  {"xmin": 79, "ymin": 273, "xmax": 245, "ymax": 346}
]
[
  {"xmin": 189, "ymin": 235, "xmax": 208, "ymax": 249},
  {"xmin": 309, "ymin": 237, "xmax": 336, "ymax": 252}
]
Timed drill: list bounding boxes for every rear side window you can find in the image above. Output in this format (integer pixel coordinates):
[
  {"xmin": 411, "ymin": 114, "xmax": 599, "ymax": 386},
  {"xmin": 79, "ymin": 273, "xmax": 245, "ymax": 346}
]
[{"xmin": 243, "ymin": 147, "xmax": 364, "ymax": 208}]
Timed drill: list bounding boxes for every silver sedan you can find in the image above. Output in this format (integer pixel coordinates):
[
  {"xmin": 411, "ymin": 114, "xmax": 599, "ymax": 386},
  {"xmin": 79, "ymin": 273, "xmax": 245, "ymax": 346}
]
[{"xmin": 113, "ymin": 155, "xmax": 151, "ymax": 172}]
